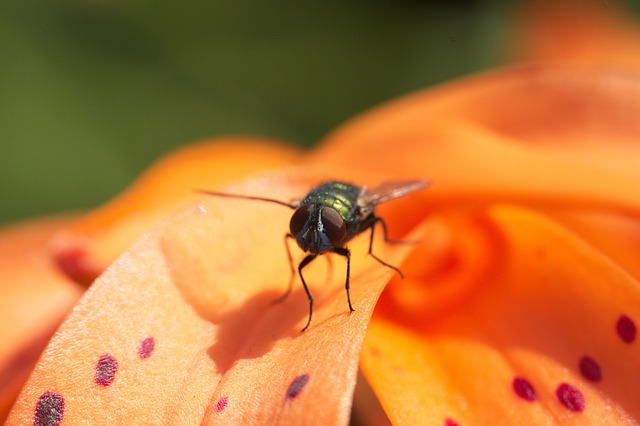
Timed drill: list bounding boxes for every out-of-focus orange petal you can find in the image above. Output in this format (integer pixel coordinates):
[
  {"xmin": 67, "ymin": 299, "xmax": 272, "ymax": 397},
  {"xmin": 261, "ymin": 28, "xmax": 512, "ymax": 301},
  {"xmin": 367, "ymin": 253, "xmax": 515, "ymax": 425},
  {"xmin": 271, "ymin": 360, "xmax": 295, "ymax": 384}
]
[
  {"xmin": 511, "ymin": 0, "xmax": 640, "ymax": 71},
  {"xmin": 544, "ymin": 211, "xmax": 640, "ymax": 281},
  {"xmin": 53, "ymin": 138, "xmax": 301, "ymax": 285},
  {"xmin": 312, "ymin": 66, "xmax": 640, "ymax": 215},
  {"xmin": 6, "ymin": 175, "xmax": 424, "ymax": 425},
  {"xmin": 0, "ymin": 216, "xmax": 84, "ymax": 421},
  {"xmin": 363, "ymin": 206, "xmax": 640, "ymax": 425}
]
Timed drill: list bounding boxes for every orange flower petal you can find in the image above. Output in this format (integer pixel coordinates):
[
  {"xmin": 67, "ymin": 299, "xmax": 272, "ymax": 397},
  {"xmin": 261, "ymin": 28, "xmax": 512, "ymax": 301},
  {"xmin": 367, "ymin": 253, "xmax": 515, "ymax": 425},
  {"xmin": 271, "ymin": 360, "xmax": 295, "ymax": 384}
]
[
  {"xmin": 52, "ymin": 137, "xmax": 301, "ymax": 285},
  {"xmin": 0, "ymin": 216, "xmax": 83, "ymax": 421},
  {"xmin": 313, "ymin": 66, "xmax": 640, "ymax": 215},
  {"xmin": 544, "ymin": 210, "xmax": 640, "ymax": 281},
  {"xmin": 511, "ymin": 0, "xmax": 640, "ymax": 71},
  {"xmin": 363, "ymin": 206, "xmax": 640, "ymax": 424},
  {"xmin": 6, "ymin": 176, "xmax": 424, "ymax": 425}
]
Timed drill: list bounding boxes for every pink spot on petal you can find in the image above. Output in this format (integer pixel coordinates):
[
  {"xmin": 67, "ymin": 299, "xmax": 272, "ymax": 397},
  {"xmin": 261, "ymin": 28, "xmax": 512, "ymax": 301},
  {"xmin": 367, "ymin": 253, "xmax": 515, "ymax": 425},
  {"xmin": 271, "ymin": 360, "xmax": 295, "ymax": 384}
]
[
  {"xmin": 287, "ymin": 373, "xmax": 309, "ymax": 400},
  {"xmin": 138, "ymin": 337, "xmax": 155, "ymax": 359},
  {"xmin": 616, "ymin": 315, "xmax": 636, "ymax": 343},
  {"xmin": 579, "ymin": 356, "xmax": 602, "ymax": 382},
  {"xmin": 556, "ymin": 383, "xmax": 585, "ymax": 412},
  {"xmin": 94, "ymin": 353, "xmax": 118, "ymax": 387},
  {"xmin": 512, "ymin": 377, "xmax": 537, "ymax": 401},
  {"xmin": 214, "ymin": 396, "xmax": 228, "ymax": 412},
  {"xmin": 34, "ymin": 391, "xmax": 64, "ymax": 426},
  {"xmin": 444, "ymin": 418, "xmax": 460, "ymax": 426}
]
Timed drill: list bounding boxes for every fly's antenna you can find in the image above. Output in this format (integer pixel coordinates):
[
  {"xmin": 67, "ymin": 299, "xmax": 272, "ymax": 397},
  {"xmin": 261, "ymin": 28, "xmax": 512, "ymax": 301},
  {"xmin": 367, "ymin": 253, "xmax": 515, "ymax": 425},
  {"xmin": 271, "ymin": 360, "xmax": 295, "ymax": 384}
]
[{"xmin": 196, "ymin": 189, "xmax": 298, "ymax": 209}]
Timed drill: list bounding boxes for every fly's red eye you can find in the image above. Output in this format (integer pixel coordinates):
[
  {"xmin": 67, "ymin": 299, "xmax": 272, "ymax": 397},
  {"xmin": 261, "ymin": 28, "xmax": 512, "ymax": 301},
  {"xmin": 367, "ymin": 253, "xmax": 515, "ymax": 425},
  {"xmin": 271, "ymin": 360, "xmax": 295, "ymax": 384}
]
[
  {"xmin": 290, "ymin": 204, "xmax": 314, "ymax": 236},
  {"xmin": 321, "ymin": 207, "xmax": 346, "ymax": 245}
]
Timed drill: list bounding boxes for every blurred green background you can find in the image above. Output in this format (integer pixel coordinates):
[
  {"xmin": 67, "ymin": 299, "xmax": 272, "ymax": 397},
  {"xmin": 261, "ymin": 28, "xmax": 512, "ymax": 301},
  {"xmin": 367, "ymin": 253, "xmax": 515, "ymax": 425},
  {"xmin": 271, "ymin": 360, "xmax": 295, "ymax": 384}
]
[{"xmin": 1, "ymin": 0, "xmax": 639, "ymax": 225}]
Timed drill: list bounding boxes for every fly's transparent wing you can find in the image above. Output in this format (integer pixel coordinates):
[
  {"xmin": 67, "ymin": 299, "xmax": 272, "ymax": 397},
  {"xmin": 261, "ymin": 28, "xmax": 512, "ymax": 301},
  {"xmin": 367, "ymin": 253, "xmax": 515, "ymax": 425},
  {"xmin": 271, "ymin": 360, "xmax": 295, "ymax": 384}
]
[{"xmin": 359, "ymin": 180, "xmax": 430, "ymax": 207}]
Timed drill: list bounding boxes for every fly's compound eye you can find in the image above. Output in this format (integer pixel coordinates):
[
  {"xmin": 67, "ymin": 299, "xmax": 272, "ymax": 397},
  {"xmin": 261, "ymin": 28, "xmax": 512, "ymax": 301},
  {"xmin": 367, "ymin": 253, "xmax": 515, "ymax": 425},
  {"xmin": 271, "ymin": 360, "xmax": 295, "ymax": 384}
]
[
  {"xmin": 320, "ymin": 207, "xmax": 346, "ymax": 245},
  {"xmin": 290, "ymin": 204, "xmax": 314, "ymax": 236}
]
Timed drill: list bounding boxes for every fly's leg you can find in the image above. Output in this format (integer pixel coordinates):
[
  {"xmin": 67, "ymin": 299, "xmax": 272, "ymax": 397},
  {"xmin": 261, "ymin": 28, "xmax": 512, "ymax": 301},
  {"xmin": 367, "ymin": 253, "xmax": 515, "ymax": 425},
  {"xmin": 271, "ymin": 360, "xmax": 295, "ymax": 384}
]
[
  {"xmin": 376, "ymin": 215, "xmax": 419, "ymax": 245},
  {"xmin": 272, "ymin": 234, "xmax": 296, "ymax": 304},
  {"xmin": 333, "ymin": 247, "xmax": 354, "ymax": 313},
  {"xmin": 298, "ymin": 254, "xmax": 317, "ymax": 332},
  {"xmin": 368, "ymin": 216, "xmax": 404, "ymax": 279}
]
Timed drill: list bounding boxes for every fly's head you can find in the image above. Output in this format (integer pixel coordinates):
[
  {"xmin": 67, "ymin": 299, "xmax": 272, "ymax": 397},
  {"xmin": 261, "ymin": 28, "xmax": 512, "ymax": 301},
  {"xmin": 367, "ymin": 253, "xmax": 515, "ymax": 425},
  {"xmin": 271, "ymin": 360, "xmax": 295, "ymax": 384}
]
[{"xmin": 289, "ymin": 204, "xmax": 346, "ymax": 254}]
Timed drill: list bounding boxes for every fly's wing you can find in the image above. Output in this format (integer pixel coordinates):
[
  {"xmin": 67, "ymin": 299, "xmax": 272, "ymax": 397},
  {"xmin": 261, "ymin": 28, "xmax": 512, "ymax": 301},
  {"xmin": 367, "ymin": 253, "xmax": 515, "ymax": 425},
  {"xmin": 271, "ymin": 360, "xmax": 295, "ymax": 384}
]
[{"xmin": 359, "ymin": 180, "xmax": 430, "ymax": 207}]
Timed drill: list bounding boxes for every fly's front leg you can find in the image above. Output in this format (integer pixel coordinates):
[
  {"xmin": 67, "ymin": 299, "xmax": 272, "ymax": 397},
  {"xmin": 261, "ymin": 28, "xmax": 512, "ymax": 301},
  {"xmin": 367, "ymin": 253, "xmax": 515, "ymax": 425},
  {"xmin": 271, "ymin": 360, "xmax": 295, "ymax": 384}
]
[
  {"xmin": 272, "ymin": 233, "xmax": 296, "ymax": 304},
  {"xmin": 333, "ymin": 247, "xmax": 354, "ymax": 313},
  {"xmin": 298, "ymin": 254, "xmax": 317, "ymax": 332},
  {"xmin": 368, "ymin": 216, "xmax": 404, "ymax": 278}
]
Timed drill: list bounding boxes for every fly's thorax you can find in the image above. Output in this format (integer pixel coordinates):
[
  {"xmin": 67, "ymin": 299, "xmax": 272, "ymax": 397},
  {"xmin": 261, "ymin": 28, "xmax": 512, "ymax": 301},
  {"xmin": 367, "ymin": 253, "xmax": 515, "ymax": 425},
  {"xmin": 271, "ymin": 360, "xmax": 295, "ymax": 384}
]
[{"xmin": 300, "ymin": 181, "xmax": 361, "ymax": 224}]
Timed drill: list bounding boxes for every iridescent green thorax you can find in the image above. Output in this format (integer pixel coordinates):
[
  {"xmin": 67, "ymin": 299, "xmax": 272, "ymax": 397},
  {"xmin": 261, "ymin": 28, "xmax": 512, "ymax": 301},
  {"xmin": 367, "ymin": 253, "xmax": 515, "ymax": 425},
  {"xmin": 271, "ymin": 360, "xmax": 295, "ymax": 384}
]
[{"xmin": 299, "ymin": 181, "xmax": 372, "ymax": 240}]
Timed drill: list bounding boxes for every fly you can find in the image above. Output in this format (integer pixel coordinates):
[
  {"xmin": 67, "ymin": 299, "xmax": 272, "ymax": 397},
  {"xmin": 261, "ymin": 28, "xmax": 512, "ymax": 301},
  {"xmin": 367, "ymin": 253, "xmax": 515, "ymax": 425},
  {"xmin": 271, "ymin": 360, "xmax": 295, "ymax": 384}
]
[{"xmin": 200, "ymin": 180, "xmax": 429, "ymax": 332}]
